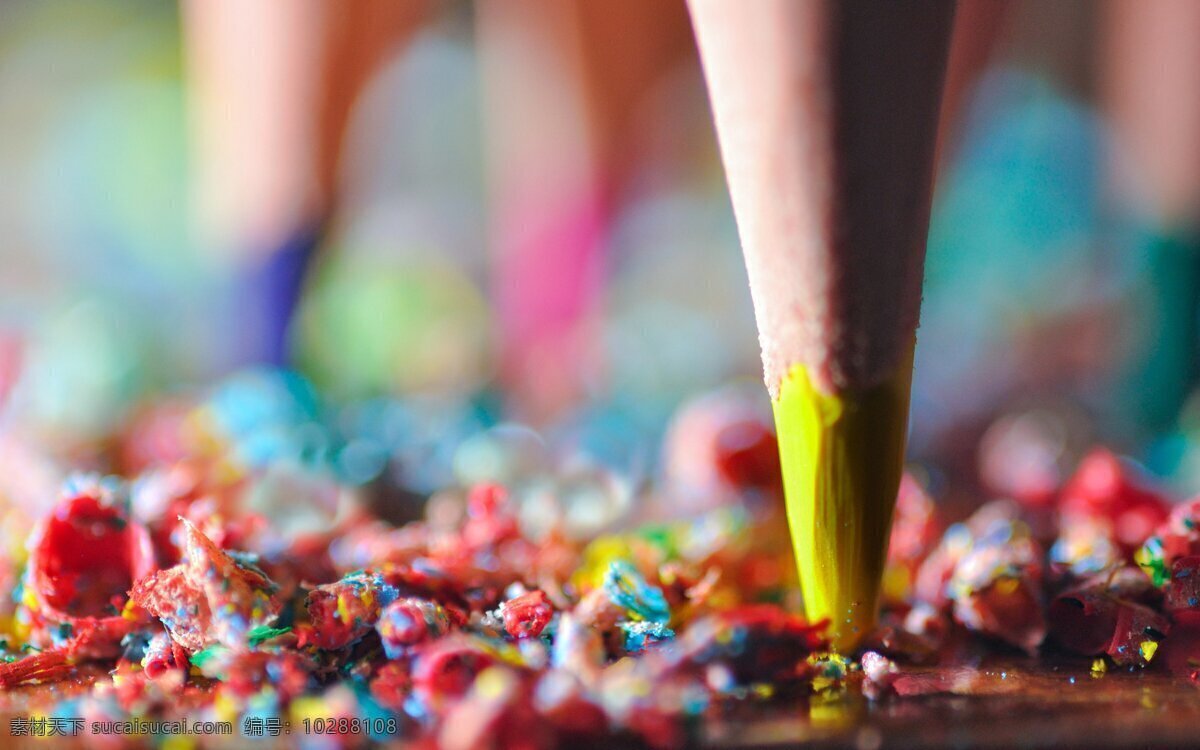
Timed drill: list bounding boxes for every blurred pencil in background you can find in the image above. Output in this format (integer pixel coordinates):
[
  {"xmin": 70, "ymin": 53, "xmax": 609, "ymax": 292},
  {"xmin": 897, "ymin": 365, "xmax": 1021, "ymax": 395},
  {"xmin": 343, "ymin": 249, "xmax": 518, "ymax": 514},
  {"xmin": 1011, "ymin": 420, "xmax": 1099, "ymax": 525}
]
[
  {"xmin": 1103, "ymin": 0, "xmax": 1200, "ymax": 437},
  {"xmin": 477, "ymin": 0, "xmax": 694, "ymax": 423},
  {"xmin": 184, "ymin": 0, "xmax": 427, "ymax": 367}
]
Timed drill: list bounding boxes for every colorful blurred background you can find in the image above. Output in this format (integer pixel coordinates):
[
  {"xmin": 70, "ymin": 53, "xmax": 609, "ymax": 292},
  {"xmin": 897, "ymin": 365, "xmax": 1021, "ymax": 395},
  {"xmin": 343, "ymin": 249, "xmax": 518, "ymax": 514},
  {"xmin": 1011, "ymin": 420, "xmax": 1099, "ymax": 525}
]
[{"xmin": 2, "ymin": 0, "xmax": 1200, "ymax": 519}]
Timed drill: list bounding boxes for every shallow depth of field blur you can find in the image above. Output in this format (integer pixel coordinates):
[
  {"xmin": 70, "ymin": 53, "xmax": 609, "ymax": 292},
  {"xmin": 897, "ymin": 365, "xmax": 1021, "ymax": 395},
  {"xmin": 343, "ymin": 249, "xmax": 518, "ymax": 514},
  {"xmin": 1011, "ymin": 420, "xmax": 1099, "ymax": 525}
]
[{"xmin": 1, "ymin": 0, "xmax": 1199, "ymax": 518}]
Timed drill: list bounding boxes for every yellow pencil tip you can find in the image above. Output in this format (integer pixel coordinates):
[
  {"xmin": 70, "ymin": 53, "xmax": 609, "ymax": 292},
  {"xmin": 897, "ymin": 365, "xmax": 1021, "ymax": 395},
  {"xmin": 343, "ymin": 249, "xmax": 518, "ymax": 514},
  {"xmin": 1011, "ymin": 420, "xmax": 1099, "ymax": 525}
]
[{"xmin": 772, "ymin": 358, "xmax": 913, "ymax": 652}]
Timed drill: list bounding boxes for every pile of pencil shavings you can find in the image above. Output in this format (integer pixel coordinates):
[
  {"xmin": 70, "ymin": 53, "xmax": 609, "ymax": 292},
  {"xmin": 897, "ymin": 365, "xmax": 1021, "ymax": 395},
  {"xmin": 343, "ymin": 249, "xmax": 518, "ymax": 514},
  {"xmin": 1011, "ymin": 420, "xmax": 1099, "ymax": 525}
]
[
  {"xmin": 4, "ymin": 372, "xmax": 1200, "ymax": 747},
  {"xmin": 0, "ymin": 394, "xmax": 846, "ymax": 749},
  {"xmin": 885, "ymin": 447, "xmax": 1200, "ymax": 677}
]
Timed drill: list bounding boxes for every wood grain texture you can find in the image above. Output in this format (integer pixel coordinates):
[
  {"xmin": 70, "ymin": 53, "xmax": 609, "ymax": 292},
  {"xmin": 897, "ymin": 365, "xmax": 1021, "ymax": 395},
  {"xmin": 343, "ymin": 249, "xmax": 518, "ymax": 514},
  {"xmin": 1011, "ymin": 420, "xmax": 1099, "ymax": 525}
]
[{"xmin": 690, "ymin": 0, "xmax": 953, "ymax": 395}]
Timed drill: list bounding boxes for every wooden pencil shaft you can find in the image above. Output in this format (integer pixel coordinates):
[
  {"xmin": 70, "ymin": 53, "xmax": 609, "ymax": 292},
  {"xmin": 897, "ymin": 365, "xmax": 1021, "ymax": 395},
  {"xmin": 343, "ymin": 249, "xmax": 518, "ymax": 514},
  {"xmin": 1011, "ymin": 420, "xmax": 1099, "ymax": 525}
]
[{"xmin": 689, "ymin": 0, "xmax": 954, "ymax": 395}]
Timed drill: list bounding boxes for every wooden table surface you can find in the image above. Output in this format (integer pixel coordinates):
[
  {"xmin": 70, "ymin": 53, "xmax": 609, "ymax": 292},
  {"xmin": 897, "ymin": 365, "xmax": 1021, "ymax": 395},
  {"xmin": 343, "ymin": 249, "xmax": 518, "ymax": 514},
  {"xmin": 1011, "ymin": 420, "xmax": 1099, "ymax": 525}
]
[
  {"xmin": 0, "ymin": 658, "xmax": 1198, "ymax": 748},
  {"xmin": 707, "ymin": 657, "xmax": 1200, "ymax": 749}
]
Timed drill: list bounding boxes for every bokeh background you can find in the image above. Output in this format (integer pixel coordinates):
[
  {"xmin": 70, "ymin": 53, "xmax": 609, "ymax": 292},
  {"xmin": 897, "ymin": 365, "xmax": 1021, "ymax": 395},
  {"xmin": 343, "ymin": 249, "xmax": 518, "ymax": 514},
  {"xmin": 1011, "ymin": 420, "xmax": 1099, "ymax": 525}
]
[{"xmin": 1, "ymin": 0, "xmax": 1199, "ymax": 518}]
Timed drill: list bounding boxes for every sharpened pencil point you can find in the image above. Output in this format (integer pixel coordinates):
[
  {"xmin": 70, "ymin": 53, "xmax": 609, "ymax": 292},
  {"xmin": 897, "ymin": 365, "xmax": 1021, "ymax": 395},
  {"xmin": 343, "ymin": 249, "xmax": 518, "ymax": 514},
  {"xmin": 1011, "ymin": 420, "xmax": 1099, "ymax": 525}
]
[{"xmin": 772, "ymin": 346, "xmax": 914, "ymax": 652}]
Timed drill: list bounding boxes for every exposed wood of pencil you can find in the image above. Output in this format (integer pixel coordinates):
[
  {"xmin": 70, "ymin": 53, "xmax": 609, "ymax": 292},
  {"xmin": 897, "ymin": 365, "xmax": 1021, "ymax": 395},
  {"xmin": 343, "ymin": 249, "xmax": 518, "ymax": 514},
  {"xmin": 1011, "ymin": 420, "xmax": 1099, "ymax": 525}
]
[{"xmin": 689, "ymin": 0, "xmax": 953, "ymax": 397}]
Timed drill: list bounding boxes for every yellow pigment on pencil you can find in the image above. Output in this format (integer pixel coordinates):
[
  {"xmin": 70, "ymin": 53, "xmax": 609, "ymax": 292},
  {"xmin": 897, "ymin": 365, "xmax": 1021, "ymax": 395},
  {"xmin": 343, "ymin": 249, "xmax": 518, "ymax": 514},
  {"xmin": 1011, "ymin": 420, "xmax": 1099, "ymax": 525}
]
[{"xmin": 771, "ymin": 351, "xmax": 913, "ymax": 652}]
